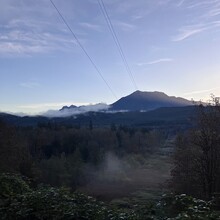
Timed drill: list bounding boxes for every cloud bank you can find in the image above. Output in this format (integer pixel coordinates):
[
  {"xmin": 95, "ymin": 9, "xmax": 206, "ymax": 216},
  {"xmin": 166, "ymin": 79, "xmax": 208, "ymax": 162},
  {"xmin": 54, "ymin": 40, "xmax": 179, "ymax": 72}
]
[{"xmin": 44, "ymin": 103, "xmax": 110, "ymax": 117}]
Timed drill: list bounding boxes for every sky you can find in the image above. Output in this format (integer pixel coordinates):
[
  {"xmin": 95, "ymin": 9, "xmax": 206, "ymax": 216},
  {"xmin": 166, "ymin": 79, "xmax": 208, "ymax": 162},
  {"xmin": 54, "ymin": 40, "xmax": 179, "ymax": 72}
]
[{"xmin": 1, "ymin": 0, "xmax": 220, "ymax": 114}]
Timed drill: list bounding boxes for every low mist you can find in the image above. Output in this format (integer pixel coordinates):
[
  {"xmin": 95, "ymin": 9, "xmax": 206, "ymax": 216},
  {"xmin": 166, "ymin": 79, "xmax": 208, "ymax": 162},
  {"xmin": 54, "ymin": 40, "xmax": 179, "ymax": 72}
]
[
  {"xmin": 44, "ymin": 103, "xmax": 110, "ymax": 117},
  {"xmin": 81, "ymin": 152, "xmax": 170, "ymax": 200}
]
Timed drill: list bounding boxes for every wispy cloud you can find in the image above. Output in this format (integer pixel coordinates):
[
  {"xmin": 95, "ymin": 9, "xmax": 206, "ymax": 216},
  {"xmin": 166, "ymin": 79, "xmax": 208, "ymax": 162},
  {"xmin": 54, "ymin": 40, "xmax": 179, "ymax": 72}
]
[
  {"xmin": 172, "ymin": 21, "xmax": 220, "ymax": 41},
  {"xmin": 172, "ymin": 26, "xmax": 206, "ymax": 41},
  {"xmin": 132, "ymin": 15, "xmax": 144, "ymax": 20},
  {"xmin": 114, "ymin": 21, "xmax": 136, "ymax": 31},
  {"xmin": 19, "ymin": 81, "xmax": 40, "ymax": 89},
  {"xmin": 177, "ymin": 0, "xmax": 185, "ymax": 7},
  {"xmin": 79, "ymin": 22, "xmax": 102, "ymax": 32},
  {"xmin": 172, "ymin": 0, "xmax": 220, "ymax": 41},
  {"xmin": 137, "ymin": 58, "xmax": 173, "ymax": 66},
  {"xmin": 184, "ymin": 87, "xmax": 220, "ymax": 96},
  {"xmin": 0, "ymin": 0, "xmax": 86, "ymax": 56},
  {"xmin": 0, "ymin": 27, "xmax": 78, "ymax": 55},
  {"xmin": 206, "ymin": 7, "xmax": 220, "ymax": 17},
  {"xmin": 185, "ymin": 0, "xmax": 220, "ymax": 10}
]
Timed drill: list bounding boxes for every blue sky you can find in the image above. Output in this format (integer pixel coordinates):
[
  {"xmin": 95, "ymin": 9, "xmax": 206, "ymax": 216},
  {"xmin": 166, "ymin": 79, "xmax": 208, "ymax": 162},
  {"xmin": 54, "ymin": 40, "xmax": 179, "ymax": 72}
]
[{"xmin": 1, "ymin": 0, "xmax": 220, "ymax": 114}]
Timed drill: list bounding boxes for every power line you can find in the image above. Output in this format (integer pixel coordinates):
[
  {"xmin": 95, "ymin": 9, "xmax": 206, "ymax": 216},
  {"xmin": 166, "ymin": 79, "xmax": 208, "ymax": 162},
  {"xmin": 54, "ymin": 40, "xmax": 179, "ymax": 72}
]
[
  {"xmin": 98, "ymin": 0, "xmax": 138, "ymax": 91},
  {"xmin": 49, "ymin": 0, "xmax": 117, "ymax": 100}
]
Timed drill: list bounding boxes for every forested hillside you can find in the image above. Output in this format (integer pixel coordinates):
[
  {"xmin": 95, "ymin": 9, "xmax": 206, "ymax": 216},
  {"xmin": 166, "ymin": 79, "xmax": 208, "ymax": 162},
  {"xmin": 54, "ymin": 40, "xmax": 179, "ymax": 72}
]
[{"xmin": 0, "ymin": 102, "xmax": 220, "ymax": 219}]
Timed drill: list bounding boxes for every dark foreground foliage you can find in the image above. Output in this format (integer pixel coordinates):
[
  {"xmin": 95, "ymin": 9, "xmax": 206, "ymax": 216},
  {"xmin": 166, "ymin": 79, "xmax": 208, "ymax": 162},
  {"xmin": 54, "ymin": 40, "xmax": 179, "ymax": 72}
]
[
  {"xmin": 171, "ymin": 101, "xmax": 220, "ymax": 199},
  {"xmin": 0, "ymin": 173, "xmax": 219, "ymax": 220}
]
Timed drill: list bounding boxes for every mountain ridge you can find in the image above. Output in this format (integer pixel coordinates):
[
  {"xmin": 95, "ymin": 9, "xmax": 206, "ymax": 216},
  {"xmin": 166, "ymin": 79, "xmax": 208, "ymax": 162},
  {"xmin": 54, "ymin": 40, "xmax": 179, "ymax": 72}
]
[
  {"xmin": 59, "ymin": 91, "xmax": 194, "ymax": 113},
  {"xmin": 110, "ymin": 90, "xmax": 194, "ymax": 111}
]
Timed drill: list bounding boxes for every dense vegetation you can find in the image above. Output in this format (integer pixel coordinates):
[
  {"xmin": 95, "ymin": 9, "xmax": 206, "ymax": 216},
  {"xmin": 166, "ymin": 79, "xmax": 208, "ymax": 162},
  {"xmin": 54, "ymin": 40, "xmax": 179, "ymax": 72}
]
[
  {"xmin": 171, "ymin": 102, "xmax": 220, "ymax": 199},
  {"xmin": 1, "ymin": 173, "xmax": 219, "ymax": 220},
  {"xmin": 0, "ymin": 119, "xmax": 167, "ymax": 190},
  {"xmin": 0, "ymin": 99, "xmax": 220, "ymax": 219}
]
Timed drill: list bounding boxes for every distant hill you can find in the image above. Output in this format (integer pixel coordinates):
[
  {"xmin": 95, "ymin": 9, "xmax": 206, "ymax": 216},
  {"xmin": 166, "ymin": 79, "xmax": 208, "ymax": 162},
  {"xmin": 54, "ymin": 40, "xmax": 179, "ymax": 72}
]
[
  {"xmin": 0, "ymin": 112, "xmax": 49, "ymax": 127},
  {"xmin": 0, "ymin": 106, "xmax": 197, "ymax": 130},
  {"xmin": 111, "ymin": 90, "xmax": 194, "ymax": 111},
  {"xmin": 0, "ymin": 91, "xmax": 198, "ymax": 129},
  {"xmin": 59, "ymin": 91, "xmax": 194, "ymax": 113}
]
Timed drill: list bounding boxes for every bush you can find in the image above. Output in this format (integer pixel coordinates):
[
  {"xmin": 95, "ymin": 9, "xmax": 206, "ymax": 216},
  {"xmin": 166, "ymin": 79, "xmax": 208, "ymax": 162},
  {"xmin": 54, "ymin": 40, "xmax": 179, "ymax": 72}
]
[
  {"xmin": 0, "ymin": 173, "xmax": 219, "ymax": 220},
  {"xmin": 158, "ymin": 193, "xmax": 220, "ymax": 219},
  {"xmin": 0, "ymin": 173, "xmax": 30, "ymax": 198}
]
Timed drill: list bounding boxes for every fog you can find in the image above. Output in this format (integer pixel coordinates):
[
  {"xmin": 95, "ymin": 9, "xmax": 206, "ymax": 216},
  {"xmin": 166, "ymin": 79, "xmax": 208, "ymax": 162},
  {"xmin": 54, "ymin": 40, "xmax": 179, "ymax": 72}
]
[
  {"xmin": 44, "ymin": 103, "xmax": 110, "ymax": 117},
  {"xmin": 81, "ymin": 152, "xmax": 170, "ymax": 200}
]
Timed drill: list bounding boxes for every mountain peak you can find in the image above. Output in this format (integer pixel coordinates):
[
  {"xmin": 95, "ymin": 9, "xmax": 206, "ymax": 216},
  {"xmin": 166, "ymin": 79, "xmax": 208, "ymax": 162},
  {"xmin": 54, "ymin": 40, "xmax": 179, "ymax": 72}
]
[
  {"xmin": 130, "ymin": 90, "xmax": 167, "ymax": 98},
  {"xmin": 111, "ymin": 90, "xmax": 193, "ymax": 111},
  {"xmin": 58, "ymin": 91, "xmax": 194, "ymax": 114},
  {"xmin": 60, "ymin": 105, "xmax": 77, "ymax": 111}
]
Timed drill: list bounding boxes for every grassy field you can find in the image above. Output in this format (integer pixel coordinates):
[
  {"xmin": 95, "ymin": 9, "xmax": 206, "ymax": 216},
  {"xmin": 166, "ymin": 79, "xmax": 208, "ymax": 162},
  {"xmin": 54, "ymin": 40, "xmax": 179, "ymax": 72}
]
[{"xmin": 80, "ymin": 153, "xmax": 172, "ymax": 203}]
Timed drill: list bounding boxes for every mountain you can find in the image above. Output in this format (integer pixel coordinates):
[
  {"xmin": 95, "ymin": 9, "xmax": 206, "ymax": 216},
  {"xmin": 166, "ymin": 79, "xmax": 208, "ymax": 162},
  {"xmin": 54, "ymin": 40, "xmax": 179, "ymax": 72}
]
[
  {"xmin": 55, "ymin": 103, "xmax": 109, "ymax": 117},
  {"xmin": 111, "ymin": 90, "xmax": 194, "ymax": 111},
  {"xmin": 0, "ymin": 112, "xmax": 49, "ymax": 127},
  {"xmin": 0, "ymin": 106, "xmax": 197, "ymax": 130},
  {"xmin": 60, "ymin": 105, "xmax": 77, "ymax": 111},
  {"xmin": 0, "ymin": 90, "xmax": 201, "ymax": 130},
  {"xmin": 58, "ymin": 91, "xmax": 194, "ymax": 113}
]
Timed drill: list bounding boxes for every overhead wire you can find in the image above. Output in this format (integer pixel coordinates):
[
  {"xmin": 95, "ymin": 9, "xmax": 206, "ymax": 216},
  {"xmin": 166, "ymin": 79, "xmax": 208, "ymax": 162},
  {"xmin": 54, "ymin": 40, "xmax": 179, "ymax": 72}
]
[
  {"xmin": 49, "ymin": 0, "xmax": 117, "ymax": 100},
  {"xmin": 97, "ymin": 0, "xmax": 138, "ymax": 91}
]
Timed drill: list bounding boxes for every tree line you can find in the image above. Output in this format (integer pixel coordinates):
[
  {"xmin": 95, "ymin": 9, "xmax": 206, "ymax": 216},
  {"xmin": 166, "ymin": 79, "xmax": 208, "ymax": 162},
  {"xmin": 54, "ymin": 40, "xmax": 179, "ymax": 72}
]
[
  {"xmin": 0, "ymin": 120, "xmax": 165, "ymax": 189},
  {"xmin": 171, "ymin": 97, "xmax": 220, "ymax": 199},
  {"xmin": 1, "ymin": 97, "xmax": 220, "ymax": 216}
]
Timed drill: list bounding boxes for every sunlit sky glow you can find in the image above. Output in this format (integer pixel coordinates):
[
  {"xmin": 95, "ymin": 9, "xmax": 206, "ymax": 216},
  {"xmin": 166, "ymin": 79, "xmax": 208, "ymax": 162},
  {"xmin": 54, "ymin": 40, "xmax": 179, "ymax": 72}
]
[{"xmin": 1, "ymin": 0, "xmax": 220, "ymax": 114}]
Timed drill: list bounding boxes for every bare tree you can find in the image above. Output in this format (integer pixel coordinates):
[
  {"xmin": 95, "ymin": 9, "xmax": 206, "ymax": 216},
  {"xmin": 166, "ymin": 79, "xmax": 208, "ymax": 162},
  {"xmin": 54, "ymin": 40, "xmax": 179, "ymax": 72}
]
[{"xmin": 171, "ymin": 96, "xmax": 220, "ymax": 198}]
